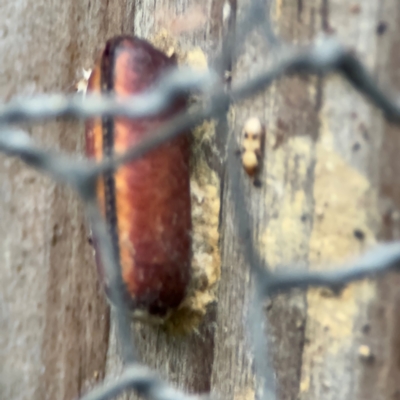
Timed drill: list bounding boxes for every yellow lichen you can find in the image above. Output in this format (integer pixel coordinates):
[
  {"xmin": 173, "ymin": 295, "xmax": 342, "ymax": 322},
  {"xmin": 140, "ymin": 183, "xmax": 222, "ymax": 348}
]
[
  {"xmin": 234, "ymin": 387, "xmax": 256, "ymax": 400},
  {"xmin": 260, "ymin": 135, "xmax": 313, "ymax": 268},
  {"xmin": 299, "ymin": 111, "xmax": 377, "ymax": 395},
  {"xmin": 148, "ymin": 32, "xmax": 220, "ymax": 334}
]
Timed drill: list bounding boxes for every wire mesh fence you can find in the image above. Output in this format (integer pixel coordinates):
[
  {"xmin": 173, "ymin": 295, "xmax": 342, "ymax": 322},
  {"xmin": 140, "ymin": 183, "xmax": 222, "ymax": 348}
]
[{"xmin": 1, "ymin": 1, "xmax": 400, "ymax": 399}]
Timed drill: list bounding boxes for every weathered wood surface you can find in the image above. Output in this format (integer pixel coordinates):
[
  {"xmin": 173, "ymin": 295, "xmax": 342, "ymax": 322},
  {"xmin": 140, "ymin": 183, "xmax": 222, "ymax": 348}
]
[{"xmin": 1, "ymin": 1, "xmax": 400, "ymax": 400}]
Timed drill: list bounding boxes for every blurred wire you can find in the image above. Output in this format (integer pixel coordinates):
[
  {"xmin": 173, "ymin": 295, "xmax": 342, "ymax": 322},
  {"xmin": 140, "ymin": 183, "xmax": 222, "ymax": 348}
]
[
  {"xmin": 80, "ymin": 365, "xmax": 203, "ymax": 400},
  {"xmin": 1, "ymin": 3, "xmax": 400, "ymax": 400}
]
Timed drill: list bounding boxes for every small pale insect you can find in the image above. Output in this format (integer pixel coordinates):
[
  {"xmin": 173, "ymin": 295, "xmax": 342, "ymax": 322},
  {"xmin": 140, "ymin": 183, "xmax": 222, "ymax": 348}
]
[{"xmin": 241, "ymin": 117, "xmax": 263, "ymax": 177}]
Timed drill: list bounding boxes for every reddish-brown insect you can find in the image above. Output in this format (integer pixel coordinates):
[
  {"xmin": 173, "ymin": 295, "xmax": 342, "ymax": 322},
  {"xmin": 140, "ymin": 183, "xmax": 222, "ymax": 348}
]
[{"xmin": 85, "ymin": 35, "xmax": 192, "ymax": 319}]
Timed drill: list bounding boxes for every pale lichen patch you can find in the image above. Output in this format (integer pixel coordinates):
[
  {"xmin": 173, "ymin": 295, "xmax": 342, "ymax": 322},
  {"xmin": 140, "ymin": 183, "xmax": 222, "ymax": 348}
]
[
  {"xmin": 299, "ymin": 114, "xmax": 377, "ymax": 395},
  {"xmin": 233, "ymin": 387, "xmax": 256, "ymax": 400},
  {"xmin": 164, "ymin": 120, "xmax": 221, "ymax": 334},
  {"xmin": 260, "ymin": 135, "xmax": 314, "ymax": 268}
]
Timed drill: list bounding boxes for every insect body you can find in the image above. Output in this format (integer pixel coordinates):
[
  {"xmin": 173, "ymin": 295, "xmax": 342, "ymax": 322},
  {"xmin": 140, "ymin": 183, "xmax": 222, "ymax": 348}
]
[
  {"xmin": 85, "ymin": 35, "xmax": 192, "ymax": 319},
  {"xmin": 241, "ymin": 117, "xmax": 263, "ymax": 178}
]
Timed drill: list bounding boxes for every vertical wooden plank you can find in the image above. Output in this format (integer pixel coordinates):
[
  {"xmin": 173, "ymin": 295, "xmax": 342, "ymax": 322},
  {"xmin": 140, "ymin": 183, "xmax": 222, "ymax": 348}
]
[
  {"xmin": 298, "ymin": 1, "xmax": 400, "ymax": 399},
  {"xmin": 210, "ymin": 1, "xmax": 321, "ymax": 399},
  {"xmin": 358, "ymin": 1, "xmax": 400, "ymax": 399},
  {"xmin": 0, "ymin": 1, "xmax": 135, "ymax": 399}
]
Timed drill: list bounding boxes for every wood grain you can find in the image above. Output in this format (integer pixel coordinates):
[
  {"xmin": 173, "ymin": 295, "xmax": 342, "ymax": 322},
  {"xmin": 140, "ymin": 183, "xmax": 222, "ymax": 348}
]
[{"xmin": 1, "ymin": 1, "xmax": 400, "ymax": 400}]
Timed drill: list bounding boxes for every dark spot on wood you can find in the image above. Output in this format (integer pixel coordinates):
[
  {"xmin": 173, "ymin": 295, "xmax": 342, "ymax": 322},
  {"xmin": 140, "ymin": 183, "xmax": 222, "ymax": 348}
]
[
  {"xmin": 353, "ymin": 229, "xmax": 365, "ymax": 241},
  {"xmin": 376, "ymin": 21, "xmax": 388, "ymax": 36},
  {"xmin": 253, "ymin": 179, "xmax": 262, "ymax": 188},
  {"xmin": 301, "ymin": 214, "xmax": 308, "ymax": 222},
  {"xmin": 352, "ymin": 142, "xmax": 361, "ymax": 152},
  {"xmin": 51, "ymin": 235, "xmax": 58, "ymax": 246},
  {"xmin": 362, "ymin": 323, "xmax": 371, "ymax": 334}
]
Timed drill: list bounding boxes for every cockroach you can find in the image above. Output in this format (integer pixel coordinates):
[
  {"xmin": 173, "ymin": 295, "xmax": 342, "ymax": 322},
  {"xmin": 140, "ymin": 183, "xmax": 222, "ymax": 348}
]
[{"xmin": 85, "ymin": 35, "xmax": 192, "ymax": 320}]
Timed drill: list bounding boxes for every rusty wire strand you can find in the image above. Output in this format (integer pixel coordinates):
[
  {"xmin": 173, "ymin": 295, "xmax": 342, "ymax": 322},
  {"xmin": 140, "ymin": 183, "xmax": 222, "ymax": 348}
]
[{"xmin": 1, "ymin": 6, "xmax": 400, "ymax": 400}]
